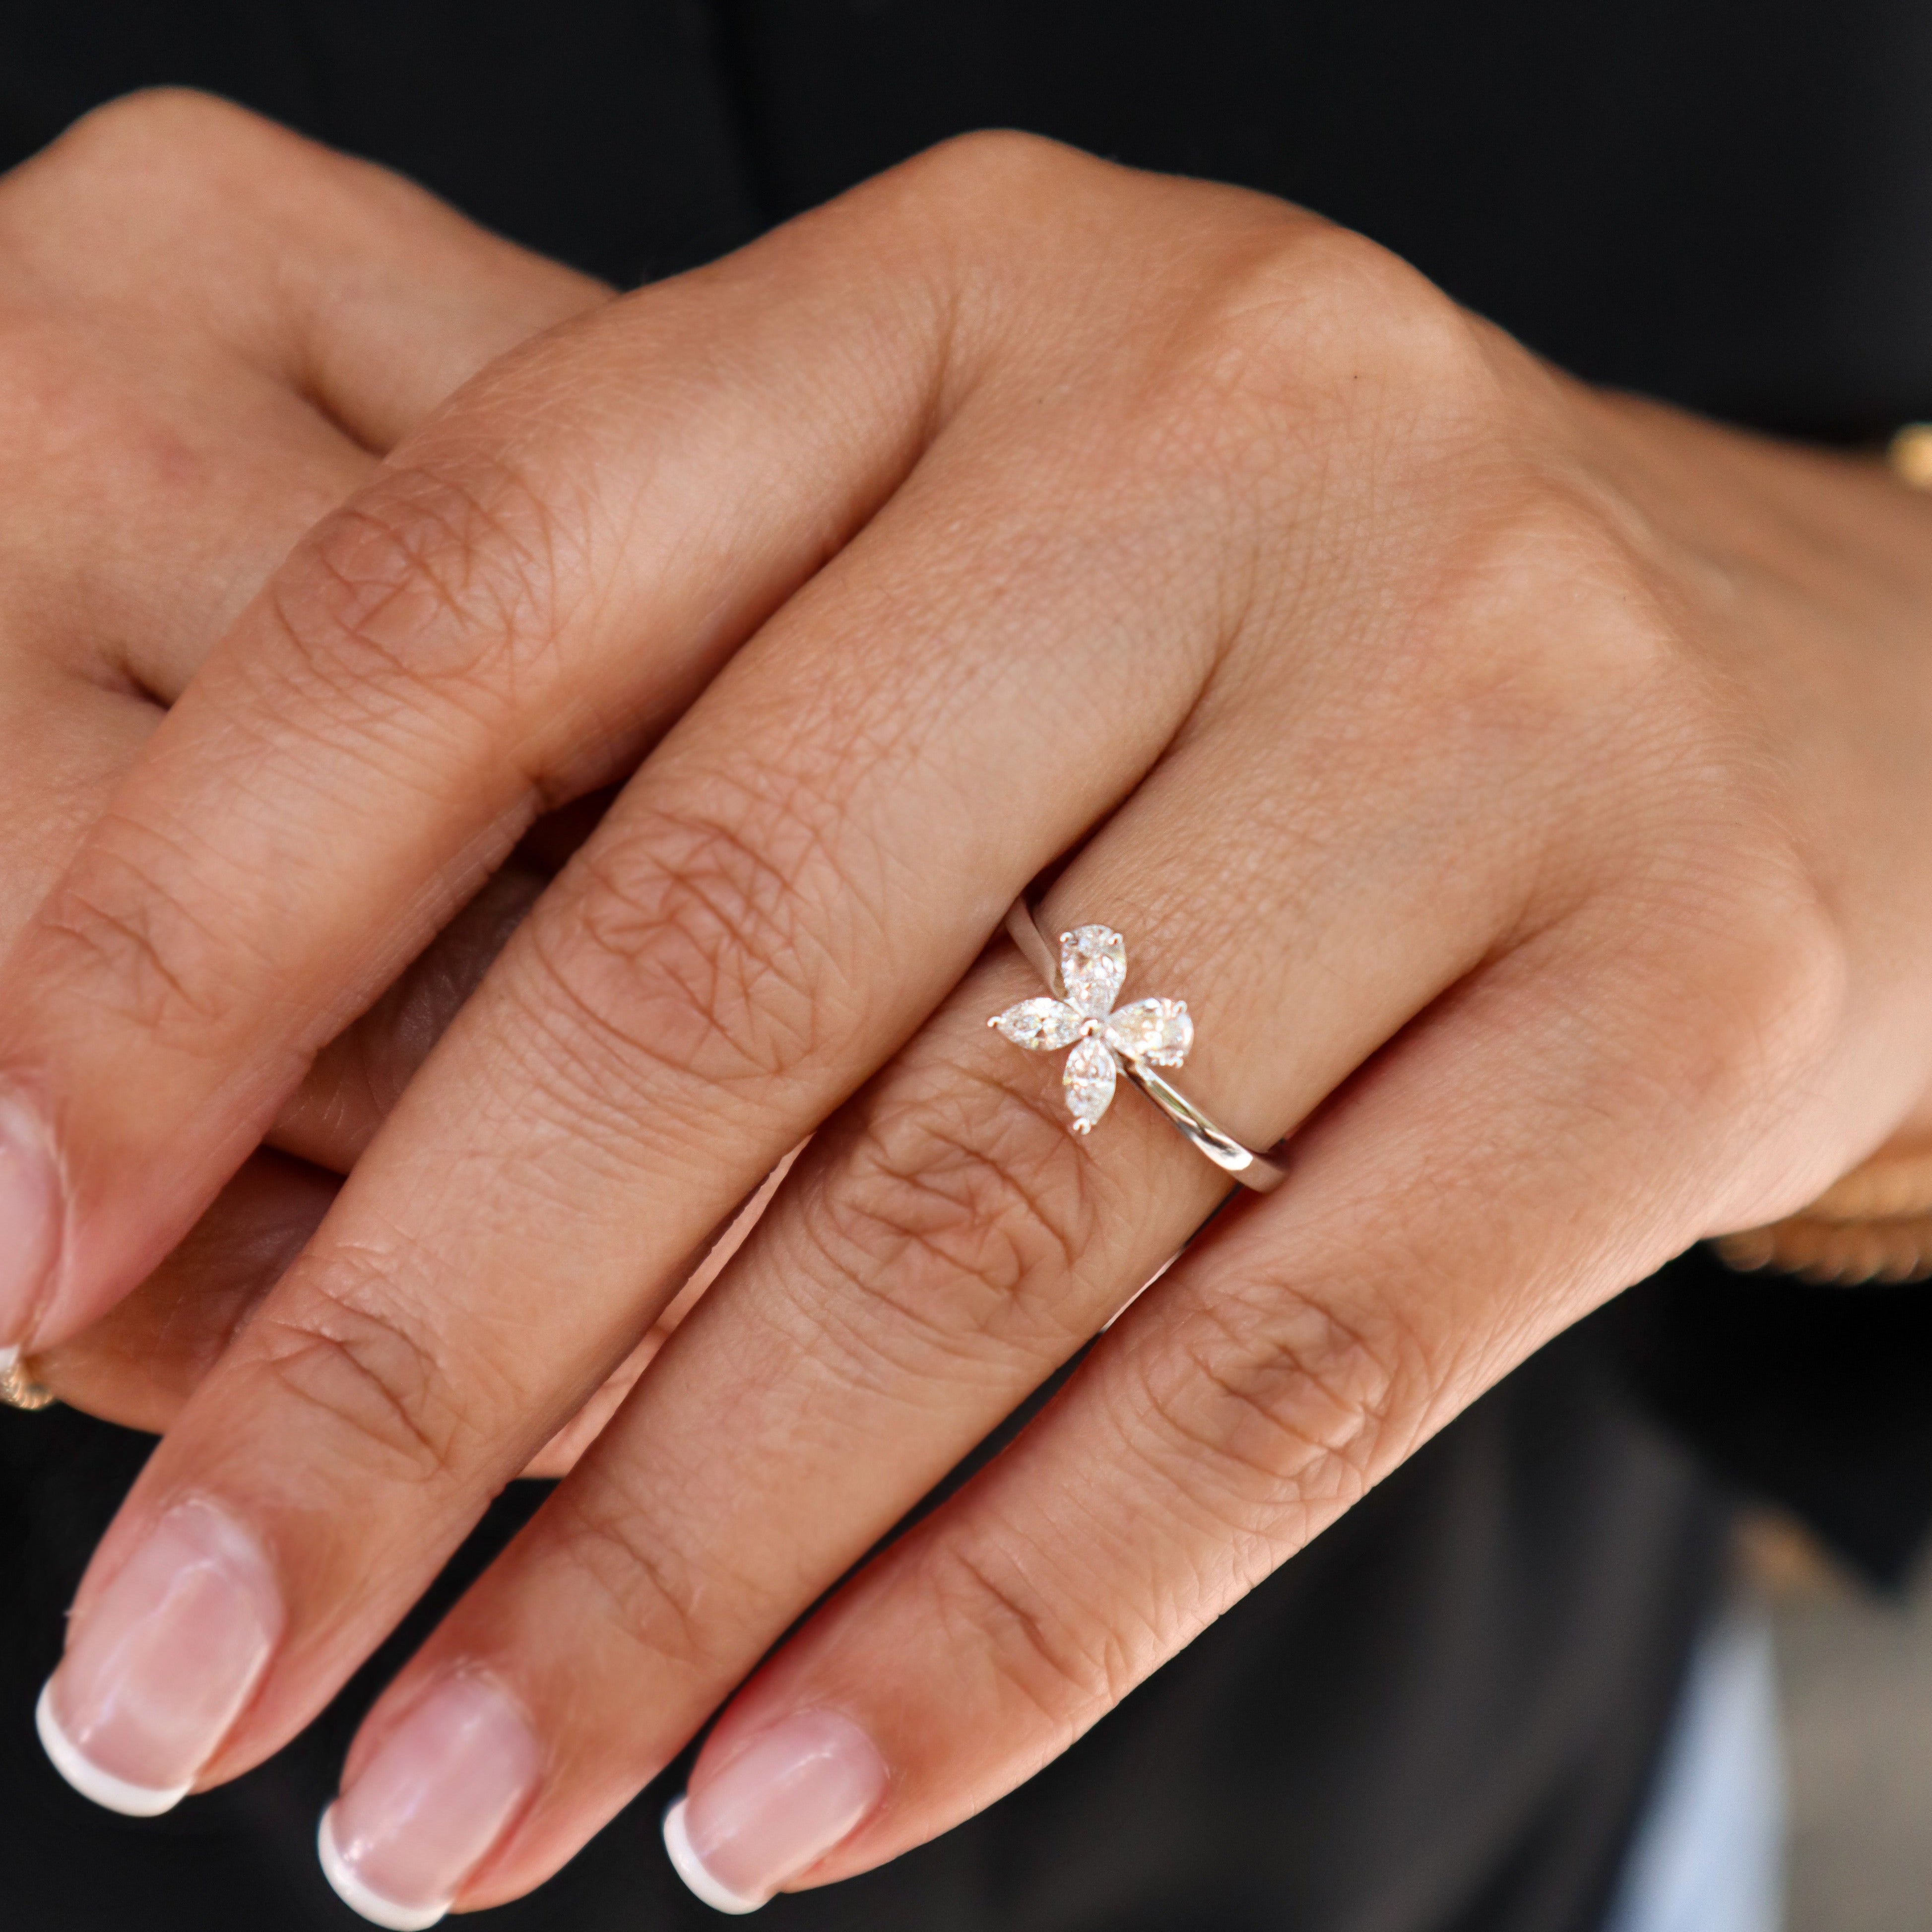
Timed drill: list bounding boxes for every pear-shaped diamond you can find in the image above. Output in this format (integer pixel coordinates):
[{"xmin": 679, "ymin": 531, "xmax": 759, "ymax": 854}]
[
  {"xmin": 1104, "ymin": 997, "xmax": 1192, "ymax": 1067},
  {"xmin": 1061, "ymin": 925, "xmax": 1127, "ymax": 1016},
  {"xmin": 1063, "ymin": 1035, "xmax": 1117, "ymax": 1132},
  {"xmin": 991, "ymin": 996, "xmax": 1083, "ymax": 1052}
]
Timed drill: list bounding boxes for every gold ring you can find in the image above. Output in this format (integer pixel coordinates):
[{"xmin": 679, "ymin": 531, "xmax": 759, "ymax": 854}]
[{"xmin": 0, "ymin": 1352, "xmax": 55, "ymax": 1412}]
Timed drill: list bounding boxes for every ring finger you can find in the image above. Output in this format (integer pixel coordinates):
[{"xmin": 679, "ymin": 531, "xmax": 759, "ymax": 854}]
[{"xmin": 304, "ymin": 679, "xmax": 1563, "ymax": 1920}]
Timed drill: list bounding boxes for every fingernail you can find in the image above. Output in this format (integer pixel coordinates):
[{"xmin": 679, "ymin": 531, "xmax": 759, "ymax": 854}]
[
  {"xmin": 0, "ymin": 1091, "xmax": 61, "ymax": 1358},
  {"xmin": 39, "ymin": 1497, "xmax": 282, "ymax": 1814},
  {"xmin": 319, "ymin": 1674, "xmax": 542, "ymax": 1931},
  {"xmin": 663, "ymin": 1710, "xmax": 889, "ymax": 1913}
]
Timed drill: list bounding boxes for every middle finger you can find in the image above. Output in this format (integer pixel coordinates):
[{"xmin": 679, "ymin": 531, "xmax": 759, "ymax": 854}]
[
  {"xmin": 28, "ymin": 375, "xmax": 1241, "ymax": 1814},
  {"xmin": 321, "ymin": 650, "xmax": 1556, "ymax": 1917}
]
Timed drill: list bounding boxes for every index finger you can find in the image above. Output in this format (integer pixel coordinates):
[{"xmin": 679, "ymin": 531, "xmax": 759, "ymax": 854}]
[{"xmin": 0, "ymin": 154, "xmax": 970, "ymax": 1364}]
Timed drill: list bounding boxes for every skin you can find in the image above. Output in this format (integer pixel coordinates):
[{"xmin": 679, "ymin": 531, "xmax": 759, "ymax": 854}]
[
  {"xmin": 0, "ymin": 90, "xmax": 650, "ymax": 1470},
  {"xmin": 9, "ymin": 89, "xmax": 1932, "ymax": 1910}
]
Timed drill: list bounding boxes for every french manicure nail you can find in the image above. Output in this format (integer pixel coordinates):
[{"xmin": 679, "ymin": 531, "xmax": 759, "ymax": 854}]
[
  {"xmin": 39, "ymin": 1497, "xmax": 282, "ymax": 1815},
  {"xmin": 662, "ymin": 1710, "xmax": 889, "ymax": 1913},
  {"xmin": 318, "ymin": 1674, "xmax": 542, "ymax": 1931},
  {"xmin": 0, "ymin": 1090, "xmax": 60, "ymax": 1359}
]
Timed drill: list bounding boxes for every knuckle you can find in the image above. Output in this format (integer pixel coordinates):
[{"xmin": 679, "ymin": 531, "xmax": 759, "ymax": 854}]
[
  {"xmin": 1290, "ymin": 225, "xmax": 1492, "ymax": 398},
  {"xmin": 515, "ymin": 785, "xmax": 839, "ymax": 1108},
  {"xmin": 1616, "ymin": 852, "xmax": 1847, "ymax": 1135},
  {"xmin": 1199, "ymin": 222, "xmax": 1495, "ymax": 428},
  {"xmin": 1123, "ymin": 223, "xmax": 1504, "ymax": 551},
  {"xmin": 1445, "ymin": 488, "xmax": 1674, "ymax": 700},
  {"xmin": 900, "ymin": 128, "xmax": 1088, "ymax": 208},
  {"xmin": 541, "ymin": 1478, "xmax": 757, "ymax": 1681},
  {"xmin": 253, "ymin": 1262, "xmax": 469, "ymax": 1490},
  {"xmin": 801, "ymin": 1061, "xmax": 1100, "ymax": 1366},
  {"xmin": 1737, "ymin": 889, "xmax": 1848, "ymax": 1087},
  {"xmin": 30, "ymin": 91, "xmax": 317, "ymax": 224},
  {"xmin": 265, "ymin": 453, "xmax": 570, "ymax": 725},
  {"xmin": 1339, "ymin": 473, "xmax": 1682, "ymax": 772},
  {"xmin": 1128, "ymin": 1283, "xmax": 1420, "ymax": 1540},
  {"xmin": 34, "ymin": 822, "xmax": 251, "ymax": 1043},
  {"xmin": 869, "ymin": 130, "xmax": 1103, "ymax": 303},
  {"xmin": 924, "ymin": 1535, "xmax": 1133, "ymax": 1727},
  {"xmin": 50, "ymin": 88, "xmax": 255, "ymax": 171}
]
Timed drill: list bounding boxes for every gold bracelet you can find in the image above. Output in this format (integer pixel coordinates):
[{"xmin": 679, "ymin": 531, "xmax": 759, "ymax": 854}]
[
  {"xmin": 1713, "ymin": 1147, "xmax": 1932, "ymax": 1285},
  {"xmin": 1889, "ymin": 422, "xmax": 1932, "ymax": 489},
  {"xmin": 1715, "ymin": 424, "xmax": 1932, "ymax": 1283}
]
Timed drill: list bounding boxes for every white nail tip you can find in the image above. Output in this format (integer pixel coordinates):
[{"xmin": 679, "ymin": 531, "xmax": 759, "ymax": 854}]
[
  {"xmin": 35, "ymin": 1680, "xmax": 191, "ymax": 1817},
  {"xmin": 662, "ymin": 1797, "xmax": 765, "ymax": 1914},
  {"xmin": 0, "ymin": 1344, "xmax": 19, "ymax": 1372},
  {"xmin": 317, "ymin": 1809, "xmax": 450, "ymax": 1931}
]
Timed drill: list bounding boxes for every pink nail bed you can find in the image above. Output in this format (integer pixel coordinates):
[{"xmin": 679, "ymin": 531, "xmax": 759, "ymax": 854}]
[
  {"xmin": 318, "ymin": 1673, "xmax": 542, "ymax": 1931},
  {"xmin": 662, "ymin": 1710, "xmax": 889, "ymax": 1913},
  {"xmin": 0, "ymin": 1090, "xmax": 61, "ymax": 1360},
  {"xmin": 38, "ymin": 1497, "xmax": 283, "ymax": 1814}
]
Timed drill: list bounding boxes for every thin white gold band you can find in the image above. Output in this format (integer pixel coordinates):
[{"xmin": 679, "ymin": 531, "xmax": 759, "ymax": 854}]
[{"xmin": 1000, "ymin": 900, "xmax": 1288, "ymax": 1193}]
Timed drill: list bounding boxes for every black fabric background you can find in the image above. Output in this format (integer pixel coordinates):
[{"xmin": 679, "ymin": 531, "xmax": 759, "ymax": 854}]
[
  {"xmin": 16, "ymin": 0, "xmax": 1932, "ymax": 430},
  {"xmin": 3, "ymin": 5, "xmax": 1930, "ymax": 1927}
]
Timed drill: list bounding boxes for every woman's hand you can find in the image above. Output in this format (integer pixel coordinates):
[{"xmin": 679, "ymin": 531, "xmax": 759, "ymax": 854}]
[
  {"xmin": 9, "ymin": 126, "xmax": 1932, "ymax": 1921},
  {"xmin": 0, "ymin": 89, "xmax": 609, "ymax": 1437}
]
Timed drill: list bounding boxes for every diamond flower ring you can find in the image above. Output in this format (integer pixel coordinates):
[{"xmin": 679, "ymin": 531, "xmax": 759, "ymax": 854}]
[{"xmin": 989, "ymin": 900, "xmax": 1288, "ymax": 1192}]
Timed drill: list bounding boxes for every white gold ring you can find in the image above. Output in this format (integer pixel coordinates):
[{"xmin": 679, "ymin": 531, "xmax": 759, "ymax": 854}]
[{"xmin": 989, "ymin": 900, "xmax": 1288, "ymax": 1193}]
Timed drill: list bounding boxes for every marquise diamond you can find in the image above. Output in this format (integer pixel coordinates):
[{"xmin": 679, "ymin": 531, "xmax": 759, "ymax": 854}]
[
  {"xmin": 1063, "ymin": 1037, "xmax": 1117, "ymax": 1133},
  {"xmin": 991, "ymin": 997, "xmax": 1083, "ymax": 1052}
]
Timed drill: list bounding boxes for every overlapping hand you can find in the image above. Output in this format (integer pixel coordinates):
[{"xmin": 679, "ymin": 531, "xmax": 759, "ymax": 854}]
[{"xmin": 8, "ymin": 90, "xmax": 1932, "ymax": 1924}]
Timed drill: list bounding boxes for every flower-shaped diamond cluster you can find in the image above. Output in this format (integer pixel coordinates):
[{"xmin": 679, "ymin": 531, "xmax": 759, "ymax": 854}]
[{"xmin": 989, "ymin": 925, "xmax": 1192, "ymax": 1134}]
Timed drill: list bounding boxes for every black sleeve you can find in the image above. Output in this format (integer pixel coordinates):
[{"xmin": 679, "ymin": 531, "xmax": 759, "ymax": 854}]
[{"xmin": 1598, "ymin": 1245, "xmax": 1932, "ymax": 1586}]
